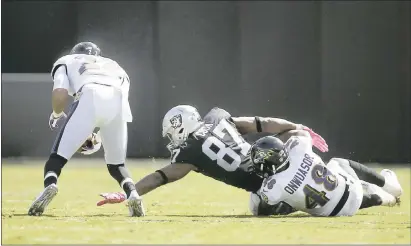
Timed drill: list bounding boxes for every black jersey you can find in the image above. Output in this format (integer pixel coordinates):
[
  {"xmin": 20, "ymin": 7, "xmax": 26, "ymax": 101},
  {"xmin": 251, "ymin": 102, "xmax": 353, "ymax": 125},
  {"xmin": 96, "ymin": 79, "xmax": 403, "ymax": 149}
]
[{"xmin": 171, "ymin": 107, "xmax": 263, "ymax": 193}]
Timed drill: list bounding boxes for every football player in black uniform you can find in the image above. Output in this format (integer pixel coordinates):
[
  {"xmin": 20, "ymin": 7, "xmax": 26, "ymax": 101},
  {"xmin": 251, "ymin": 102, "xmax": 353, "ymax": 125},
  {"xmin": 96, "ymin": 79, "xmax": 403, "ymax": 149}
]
[{"xmin": 96, "ymin": 105, "xmax": 329, "ymax": 216}]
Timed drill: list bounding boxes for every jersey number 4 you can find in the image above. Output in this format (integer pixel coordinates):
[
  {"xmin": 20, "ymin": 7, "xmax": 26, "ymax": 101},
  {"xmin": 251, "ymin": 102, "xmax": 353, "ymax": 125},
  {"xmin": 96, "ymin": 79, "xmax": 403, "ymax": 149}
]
[
  {"xmin": 202, "ymin": 119, "xmax": 250, "ymax": 172},
  {"xmin": 303, "ymin": 164, "xmax": 338, "ymax": 209}
]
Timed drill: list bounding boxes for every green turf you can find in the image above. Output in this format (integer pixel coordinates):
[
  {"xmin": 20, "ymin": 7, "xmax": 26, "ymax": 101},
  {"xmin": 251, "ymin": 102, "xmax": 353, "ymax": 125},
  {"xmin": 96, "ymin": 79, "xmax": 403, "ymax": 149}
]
[{"xmin": 2, "ymin": 159, "xmax": 410, "ymax": 244}]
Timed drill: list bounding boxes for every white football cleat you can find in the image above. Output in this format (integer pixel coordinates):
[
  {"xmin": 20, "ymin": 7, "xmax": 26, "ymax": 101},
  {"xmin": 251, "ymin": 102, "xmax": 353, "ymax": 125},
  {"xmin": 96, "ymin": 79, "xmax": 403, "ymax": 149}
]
[
  {"xmin": 375, "ymin": 188, "xmax": 398, "ymax": 207},
  {"xmin": 28, "ymin": 184, "xmax": 58, "ymax": 216},
  {"xmin": 380, "ymin": 169, "xmax": 403, "ymax": 198},
  {"xmin": 361, "ymin": 181, "xmax": 398, "ymax": 207},
  {"xmin": 127, "ymin": 190, "xmax": 145, "ymax": 217}
]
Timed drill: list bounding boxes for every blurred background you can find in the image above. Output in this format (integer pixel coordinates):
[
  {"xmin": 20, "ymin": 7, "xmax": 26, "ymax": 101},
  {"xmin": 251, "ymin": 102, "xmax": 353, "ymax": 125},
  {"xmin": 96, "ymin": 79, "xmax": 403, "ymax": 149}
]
[{"xmin": 2, "ymin": 1, "xmax": 410, "ymax": 163}]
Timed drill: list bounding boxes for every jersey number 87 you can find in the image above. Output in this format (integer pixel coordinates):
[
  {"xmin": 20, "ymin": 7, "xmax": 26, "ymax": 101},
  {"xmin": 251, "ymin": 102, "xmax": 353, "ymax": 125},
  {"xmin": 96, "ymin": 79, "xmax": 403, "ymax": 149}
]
[{"xmin": 202, "ymin": 119, "xmax": 250, "ymax": 172}]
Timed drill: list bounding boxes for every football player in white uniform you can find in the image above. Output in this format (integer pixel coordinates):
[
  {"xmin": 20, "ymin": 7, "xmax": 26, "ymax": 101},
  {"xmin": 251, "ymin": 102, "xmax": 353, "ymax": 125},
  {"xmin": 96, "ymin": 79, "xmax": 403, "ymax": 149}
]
[
  {"xmin": 28, "ymin": 42, "xmax": 144, "ymax": 217},
  {"xmin": 250, "ymin": 133, "xmax": 403, "ymax": 217}
]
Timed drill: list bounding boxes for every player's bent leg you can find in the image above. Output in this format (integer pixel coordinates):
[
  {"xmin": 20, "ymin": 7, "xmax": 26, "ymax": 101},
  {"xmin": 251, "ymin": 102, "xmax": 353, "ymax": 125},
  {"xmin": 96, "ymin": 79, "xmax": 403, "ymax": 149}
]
[
  {"xmin": 380, "ymin": 169, "xmax": 403, "ymax": 198},
  {"xmin": 360, "ymin": 194, "xmax": 383, "ymax": 209},
  {"xmin": 333, "ymin": 179, "xmax": 364, "ymax": 217},
  {"xmin": 360, "ymin": 181, "xmax": 398, "ymax": 208},
  {"xmin": 29, "ymin": 97, "xmax": 96, "ymax": 216},
  {"xmin": 106, "ymin": 164, "xmax": 145, "ymax": 217},
  {"xmin": 28, "ymin": 183, "xmax": 58, "ymax": 216},
  {"xmin": 43, "ymin": 153, "xmax": 68, "ymax": 188},
  {"xmin": 329, "ymin": 158, "xmax": 402, "ymax": 198},
  {"xmin": 29, "ymin": 153, "xmax": 68, "ymax": 215},
  {"xmin": 328, "ymin": 158, "xmax": 359, "ymax": 180},
  {"xmin": 100, "ymin": 120, "xmax": 145, "ymax": 217},
  {"xmin": 53, "ymin": 112, "xmax": 96, "ymax": 160}
]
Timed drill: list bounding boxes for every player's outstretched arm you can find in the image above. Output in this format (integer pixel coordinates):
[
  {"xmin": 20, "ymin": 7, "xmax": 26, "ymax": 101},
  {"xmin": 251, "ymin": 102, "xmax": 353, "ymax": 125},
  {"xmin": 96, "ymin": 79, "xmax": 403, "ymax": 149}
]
[
  {"xmin": 97, "ymin": 163, "xmax": 196, "ymax": 206},
  {"xmin": 135, "ymin": 163, "xmax": 196, "ymax": 196}
]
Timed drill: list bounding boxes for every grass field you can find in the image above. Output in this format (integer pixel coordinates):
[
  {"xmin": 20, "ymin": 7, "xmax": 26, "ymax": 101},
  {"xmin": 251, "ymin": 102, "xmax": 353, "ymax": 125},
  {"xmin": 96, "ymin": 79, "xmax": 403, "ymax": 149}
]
[{"xmin": 2, "ymin": 159, "xmax": 410, "ymax": 244}]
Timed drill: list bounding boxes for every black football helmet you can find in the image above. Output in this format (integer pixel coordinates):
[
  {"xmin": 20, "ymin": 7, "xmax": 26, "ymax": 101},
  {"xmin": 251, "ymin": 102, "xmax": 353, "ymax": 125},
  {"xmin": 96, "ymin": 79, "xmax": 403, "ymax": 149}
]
[
  {"xmin": 70, "ymin": 42, "xmax": 101, "ymax": 56},
  {"xmin": 251, "ymin": 136, "xmax": 290, "ymax": 177}
]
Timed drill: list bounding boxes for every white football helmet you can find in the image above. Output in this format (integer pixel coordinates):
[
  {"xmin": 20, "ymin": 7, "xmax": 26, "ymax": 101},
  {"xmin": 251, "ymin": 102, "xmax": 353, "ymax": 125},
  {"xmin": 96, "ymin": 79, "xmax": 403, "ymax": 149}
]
[{"xmin": 162, "ymin": 105, "xmax": 203, "ymax": 150}]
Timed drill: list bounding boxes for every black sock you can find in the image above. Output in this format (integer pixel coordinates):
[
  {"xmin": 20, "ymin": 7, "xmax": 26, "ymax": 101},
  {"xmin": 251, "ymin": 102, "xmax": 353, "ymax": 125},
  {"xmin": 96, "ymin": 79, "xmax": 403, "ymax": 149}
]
[
  {"xmin": 348, "ymin": 160, "xmax": 385, "ymax": 187},
  {"xmin": 122, "ymin": 181, "xmax": 136, "ymax": 198},
  {"xmin": 44, "ymin": 153, "xmax": 68, "ymax": 188},
  {"xmin": 107, "ymin": 164, "xmax": 136, "ymax": 198},
  {"xmin": 360, "ymin": 194, "xmax": 382, "ymax": 209}
]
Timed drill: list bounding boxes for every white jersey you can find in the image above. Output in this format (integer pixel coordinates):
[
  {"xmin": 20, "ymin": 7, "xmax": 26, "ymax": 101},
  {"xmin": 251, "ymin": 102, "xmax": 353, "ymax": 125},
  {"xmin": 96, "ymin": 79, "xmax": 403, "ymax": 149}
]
[
  {"xmin": 51, "ymin": 54, "xmax": 132, "ymax": 122},
  {"xmin": 260, "ymin": 136, "xmax": 348, "ymax": 216},
  {"xmin": 51, "ymin": 54, "xmax": 130, "ymax": 96}
]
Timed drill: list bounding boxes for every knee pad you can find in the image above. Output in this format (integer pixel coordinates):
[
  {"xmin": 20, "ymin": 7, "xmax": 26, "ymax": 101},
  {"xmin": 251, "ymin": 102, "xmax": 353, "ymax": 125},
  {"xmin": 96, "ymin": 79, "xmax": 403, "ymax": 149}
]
[{"xmin": 329, "ymin": 158, "xmax": 359, "ymax": 180}]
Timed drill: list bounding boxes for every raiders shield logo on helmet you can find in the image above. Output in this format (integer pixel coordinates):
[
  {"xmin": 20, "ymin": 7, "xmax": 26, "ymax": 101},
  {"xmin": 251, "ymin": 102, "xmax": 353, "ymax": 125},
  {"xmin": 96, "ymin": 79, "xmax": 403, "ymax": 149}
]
[{"xmin": 170, "ymin": 114, "xmax": 182, "ymax": 128}]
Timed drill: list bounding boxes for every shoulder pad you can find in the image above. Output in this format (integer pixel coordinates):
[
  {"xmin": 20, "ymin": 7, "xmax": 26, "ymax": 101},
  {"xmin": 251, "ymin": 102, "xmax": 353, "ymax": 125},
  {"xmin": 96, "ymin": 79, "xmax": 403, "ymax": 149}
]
[
  {"xmin": 209, "ymin": 107, "xmax": 231, "ymax": 116},
  {"xmin": 286, "ymin": 135, "xmax": 312, "ymax": 153},
  {"xmin": 193, "ymin": 123, "xmax": 213, "ymax": 139},
  {"xmin": 285, "ymin": 136, "xmax": 300, "ymax": 150},
  {"xmin": 203, "ymin": 107, "xmax": 232, "ymax": 124},
  {"xmin": 51, "ymin": 55, "xmax": 72, "ymax": 79}
]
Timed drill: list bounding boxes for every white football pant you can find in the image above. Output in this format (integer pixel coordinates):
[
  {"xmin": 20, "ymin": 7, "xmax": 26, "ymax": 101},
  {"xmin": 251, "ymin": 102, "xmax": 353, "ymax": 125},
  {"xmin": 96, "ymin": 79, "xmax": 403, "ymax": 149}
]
[
  {"xmin": 327, "ymin": 158, "xmax": 363, "ymax": 216},
  {"xmin": 51, "ymin": 83, "xmax": 128, "ymax": 164}
]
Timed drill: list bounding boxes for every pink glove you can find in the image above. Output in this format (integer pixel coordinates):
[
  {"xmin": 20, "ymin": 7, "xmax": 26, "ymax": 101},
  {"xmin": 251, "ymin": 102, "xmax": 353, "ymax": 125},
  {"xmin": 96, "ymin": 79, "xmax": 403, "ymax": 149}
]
[
  {"xmin": 97, "ymin": 192, "xmax": 126, "ymax": 206},
  {"xmin": 302, "ymin": 126, "xmax": 329, "ymax": 152}
]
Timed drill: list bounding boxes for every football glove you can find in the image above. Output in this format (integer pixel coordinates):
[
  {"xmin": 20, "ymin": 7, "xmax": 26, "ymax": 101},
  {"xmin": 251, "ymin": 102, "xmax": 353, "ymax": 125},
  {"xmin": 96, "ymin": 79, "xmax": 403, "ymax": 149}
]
[
  {"xmin": 78, "ymin": 131, "xmax": 102, "ymax": 155},
  {"xmin": 49, "ymin": 111, "xmax": 67, "ymax": 131},
  {"xmin": 97, "ymin": 192, "xmax": 126, "ymax": 206},
  {"xmin": 299, "ymin": 125, "xmax": 329, "ymax": 152}
]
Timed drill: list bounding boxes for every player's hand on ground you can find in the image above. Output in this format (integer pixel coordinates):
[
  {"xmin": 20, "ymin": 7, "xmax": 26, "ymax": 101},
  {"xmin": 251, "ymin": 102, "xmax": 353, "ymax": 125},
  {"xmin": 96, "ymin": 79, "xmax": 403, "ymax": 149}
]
[
  {"xmin": 97, "ymin": 192, "xmax": 126, "ymax": 206},
  {"xmin": 49, "ymin": 111, "xmax": 67, "ymax": 131},
  {"xmin": 302, "ymin": 126, "xmax": 329, "ymax": 152}
]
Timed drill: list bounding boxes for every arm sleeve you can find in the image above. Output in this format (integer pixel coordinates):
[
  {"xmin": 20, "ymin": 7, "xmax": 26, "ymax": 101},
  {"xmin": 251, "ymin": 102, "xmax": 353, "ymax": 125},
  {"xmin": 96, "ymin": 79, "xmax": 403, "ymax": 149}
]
[
  {"xmin": 52, "ymin": 66, "xmax": 70, "ymax": 91},
  {"xmin": 51, "ymin": 55, "xmax": 69, "ymax": 79}
]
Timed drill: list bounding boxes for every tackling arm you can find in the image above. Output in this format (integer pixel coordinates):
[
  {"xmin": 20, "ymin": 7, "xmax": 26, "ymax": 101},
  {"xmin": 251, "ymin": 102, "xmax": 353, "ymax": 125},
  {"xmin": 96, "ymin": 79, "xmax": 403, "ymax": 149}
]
[
  {"xmin": 276, "ymin": 129, "xmax": 310, "ymax": 143},
  {"xmin": 232, "ymin": 116, "xmax": 328, "ymax": 152},
  {"xmin": 231, "ymin": 116, "xmax": 302, "ymax": 136}
]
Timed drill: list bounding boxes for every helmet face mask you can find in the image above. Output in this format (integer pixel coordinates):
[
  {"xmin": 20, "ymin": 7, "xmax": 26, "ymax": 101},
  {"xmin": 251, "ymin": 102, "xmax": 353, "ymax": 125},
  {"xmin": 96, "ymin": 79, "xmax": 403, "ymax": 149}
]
[
  {"xmin": 162, "ymin": 105, "xmax": 203, "ymax": 151},
  {"xmin": 251, "ymin": 136, "xmax": 290, "ymax": 177},
  {"xmin": 252, "ymin": 149, "xmax": 275, "ymax": 175},
  {"xmin": 165, "ymin": 127, "xmax": 189, "ymax": 151}
]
